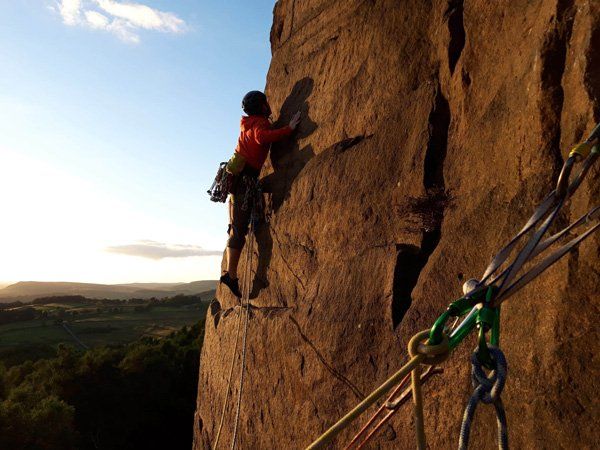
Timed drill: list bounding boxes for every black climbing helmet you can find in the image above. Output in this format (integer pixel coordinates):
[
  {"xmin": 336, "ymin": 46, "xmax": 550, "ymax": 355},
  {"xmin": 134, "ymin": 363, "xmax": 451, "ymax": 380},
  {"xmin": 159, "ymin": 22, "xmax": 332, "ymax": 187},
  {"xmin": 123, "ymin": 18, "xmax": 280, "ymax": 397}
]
[{"xmin": 242, "ymin": 90, "xmax": 268, "ymax": 116}]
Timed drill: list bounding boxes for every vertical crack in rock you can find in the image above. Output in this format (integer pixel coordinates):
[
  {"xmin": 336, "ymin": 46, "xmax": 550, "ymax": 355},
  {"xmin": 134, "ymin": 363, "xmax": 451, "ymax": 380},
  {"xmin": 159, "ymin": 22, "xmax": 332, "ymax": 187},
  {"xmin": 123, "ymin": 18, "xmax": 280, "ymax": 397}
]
[
  {"xmin": 539, "ymin": 0, "xmax": 576, "ymax": 173},
  {"xmin": 446, "ymin": 0, "xmax": 466, "ymax": 75},
  {"xmin": 424, "ymin": 86, "xmax": 450, "ymax": 192},
  {"xmin": 392, "ymin": 86, "xmax": 449, "ymax": 329},
  {"xmin": 392, "ymin": 244, "xmax": 425, "ymax": 328},
  {"xmin": 289, "ymin": 316, "xmax": 365, "ymax": 399},
  {"xmin": 271, "ymin": 0, "xmax": 299, "ymax": 49},
  {"xmin": 392, "ymin": 230, "xmax": 442, "ymax": 328}
]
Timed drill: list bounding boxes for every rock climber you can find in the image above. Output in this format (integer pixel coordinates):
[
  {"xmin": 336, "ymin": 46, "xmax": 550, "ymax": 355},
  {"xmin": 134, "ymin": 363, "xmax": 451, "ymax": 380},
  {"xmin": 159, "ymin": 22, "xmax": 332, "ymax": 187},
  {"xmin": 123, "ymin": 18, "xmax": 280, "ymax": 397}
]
[{"xmin": 220, "ymin": 90, "xmax": 301, "ymax": 297}]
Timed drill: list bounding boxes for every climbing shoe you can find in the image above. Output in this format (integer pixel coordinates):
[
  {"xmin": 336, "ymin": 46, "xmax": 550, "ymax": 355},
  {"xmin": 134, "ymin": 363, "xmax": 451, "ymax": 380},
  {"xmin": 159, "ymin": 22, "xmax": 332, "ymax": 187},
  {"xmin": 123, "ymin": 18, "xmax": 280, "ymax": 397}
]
[{"xmin": 220, "ymin": 272, "xmax": 242, "ymax": 298}]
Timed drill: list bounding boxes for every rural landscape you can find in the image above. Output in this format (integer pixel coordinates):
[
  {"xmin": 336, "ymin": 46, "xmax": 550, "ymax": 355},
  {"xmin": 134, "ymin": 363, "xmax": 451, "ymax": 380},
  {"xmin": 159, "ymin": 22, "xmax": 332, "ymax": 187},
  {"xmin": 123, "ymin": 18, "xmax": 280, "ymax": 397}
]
[{"xmin": 0, "ymin": 280, "xmax": 215, "ymax": 449}]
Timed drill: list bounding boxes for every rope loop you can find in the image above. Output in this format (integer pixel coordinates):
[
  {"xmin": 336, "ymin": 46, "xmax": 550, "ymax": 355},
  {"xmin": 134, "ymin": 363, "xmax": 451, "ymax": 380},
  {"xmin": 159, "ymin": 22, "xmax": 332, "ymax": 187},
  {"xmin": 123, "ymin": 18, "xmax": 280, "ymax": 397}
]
[
  {"xmin": 408, "ymin": 330, "xmax": 451, "ymax": 366},
  {"xmin": 458, "ymin": 346, "xmax": 509, "ymax": 450},
  {"xmin": 470, "ymin": 347, "xmax": 507, "ymax": 404}
]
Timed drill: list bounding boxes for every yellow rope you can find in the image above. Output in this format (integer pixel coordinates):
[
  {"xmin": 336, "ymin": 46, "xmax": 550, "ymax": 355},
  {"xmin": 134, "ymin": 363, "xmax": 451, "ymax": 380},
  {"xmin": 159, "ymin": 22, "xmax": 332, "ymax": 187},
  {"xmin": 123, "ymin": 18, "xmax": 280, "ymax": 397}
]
[
  {"xmin": 408, "ymin": 330, "xmax": 435, "ymax": 450},
  {"xmin": 411, "ymin": 365, "xmax": 426, "ymax": 449},
  {"xmin": 305, "ymin": 354, "xmax": 423, "ymax": 449},
  {"xmin": 306, "ymin": 330, "xmax": 449, "ymax": 449}
]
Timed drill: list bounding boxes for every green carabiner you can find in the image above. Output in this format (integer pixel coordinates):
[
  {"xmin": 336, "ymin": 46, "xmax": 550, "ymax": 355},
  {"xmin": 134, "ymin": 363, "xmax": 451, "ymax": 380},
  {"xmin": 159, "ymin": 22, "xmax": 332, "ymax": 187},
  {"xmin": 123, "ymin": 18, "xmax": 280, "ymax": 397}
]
[
  {"xmin": 477, "ymin": 328, "xmax": 494, "ymax": 369},
  {"xmin": 429, "ymin": 296, "xmax": 477, "ymax": 345},
  {"xmin": 475, "ymin": 287, "xmax": 501, "ymax": 370}
]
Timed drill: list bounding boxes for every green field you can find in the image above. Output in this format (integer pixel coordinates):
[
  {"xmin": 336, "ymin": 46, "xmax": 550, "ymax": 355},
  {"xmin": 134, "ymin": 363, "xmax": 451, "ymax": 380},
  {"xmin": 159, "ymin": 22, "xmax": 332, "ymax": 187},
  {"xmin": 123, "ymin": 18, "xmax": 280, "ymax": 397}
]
[{"xmin": 0, "ymin": 299, "xmax": 210, "ymax": 366}]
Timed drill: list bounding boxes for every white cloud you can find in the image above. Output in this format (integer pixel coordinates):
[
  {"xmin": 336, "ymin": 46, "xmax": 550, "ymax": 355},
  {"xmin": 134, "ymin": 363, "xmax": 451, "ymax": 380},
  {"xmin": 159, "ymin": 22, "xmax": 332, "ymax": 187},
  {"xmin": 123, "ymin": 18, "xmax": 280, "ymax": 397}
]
[
  {"xmin": 84, "ymin": 10, "xmax": 109, "ymax": 28},
  {"xmin": 84, "ymin": 12, "xmax": 140, "ymax": 44},
  {"xmin": 56, "ymin": 0, "xmax": 186, "ymax": 43},
  {"xmin": 59, "ymin": 0, "xmax": 81, "ymax": 25},
  {"xmin": 97, "ymin": 0, "xmax": 185, "ymax": 33},
  {"xmin": 106, "ymin": 241, "xmax": 222, "ymax": 259},
  {"xmin": 107, "ymin": 19, "xmax": 141, "ymax": 44}
]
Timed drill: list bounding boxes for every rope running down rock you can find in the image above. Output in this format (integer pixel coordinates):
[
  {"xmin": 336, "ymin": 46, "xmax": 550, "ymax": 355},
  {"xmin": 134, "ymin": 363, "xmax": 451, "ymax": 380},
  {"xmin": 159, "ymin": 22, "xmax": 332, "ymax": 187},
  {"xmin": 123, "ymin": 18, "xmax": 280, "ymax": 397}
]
[{"xmin": 213, "ymin": 178, "xmax": 260, "ymax": 450}]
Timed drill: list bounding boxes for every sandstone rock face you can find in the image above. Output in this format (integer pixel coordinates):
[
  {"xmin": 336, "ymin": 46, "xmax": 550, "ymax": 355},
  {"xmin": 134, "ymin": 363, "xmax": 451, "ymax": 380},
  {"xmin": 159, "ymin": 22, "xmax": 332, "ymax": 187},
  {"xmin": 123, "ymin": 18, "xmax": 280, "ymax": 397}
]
[{"xmin": 195, "ymin": 1, "xmax": 599, "ymax": 448}]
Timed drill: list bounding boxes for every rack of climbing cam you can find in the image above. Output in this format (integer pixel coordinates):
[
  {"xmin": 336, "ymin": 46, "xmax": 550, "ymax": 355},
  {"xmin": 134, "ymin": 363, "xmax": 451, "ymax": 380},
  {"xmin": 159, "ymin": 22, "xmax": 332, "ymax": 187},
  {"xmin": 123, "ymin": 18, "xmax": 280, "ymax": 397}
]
[{"xmin": 306, "ymin": 122, "xmax": 600, "ymax": 450}]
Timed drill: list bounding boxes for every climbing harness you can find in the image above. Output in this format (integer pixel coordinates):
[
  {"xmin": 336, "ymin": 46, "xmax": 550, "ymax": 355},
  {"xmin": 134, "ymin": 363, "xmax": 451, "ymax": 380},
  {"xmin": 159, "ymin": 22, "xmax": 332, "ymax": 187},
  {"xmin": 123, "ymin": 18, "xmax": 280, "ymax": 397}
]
[
  {"xmin": 213, "ymin": 179, "xmax": 262, "ymax": 450},
  {"xmin": 306, "ymin": 122, "xmax": 600, "ymax": 450},
  {"xmin": 241, "ymin": 176, "xmax": 264, "ymax": 217}
]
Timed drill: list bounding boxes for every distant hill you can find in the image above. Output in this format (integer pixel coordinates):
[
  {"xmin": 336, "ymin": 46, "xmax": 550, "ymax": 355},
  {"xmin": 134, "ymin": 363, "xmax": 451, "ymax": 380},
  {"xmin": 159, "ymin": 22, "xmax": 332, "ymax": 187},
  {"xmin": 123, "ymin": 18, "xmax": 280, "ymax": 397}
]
[{"xmin": 0, "ymin": 280, "xmax": 218, "ymax": 303}]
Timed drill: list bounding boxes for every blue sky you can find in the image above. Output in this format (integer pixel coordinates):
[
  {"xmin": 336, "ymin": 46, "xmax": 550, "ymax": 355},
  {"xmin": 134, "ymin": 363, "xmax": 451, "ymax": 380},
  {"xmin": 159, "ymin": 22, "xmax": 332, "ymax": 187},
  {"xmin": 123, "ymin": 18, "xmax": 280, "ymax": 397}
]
[{"xmin": 0, "ymin": 0, "xmax": 276, "ymax": 284}]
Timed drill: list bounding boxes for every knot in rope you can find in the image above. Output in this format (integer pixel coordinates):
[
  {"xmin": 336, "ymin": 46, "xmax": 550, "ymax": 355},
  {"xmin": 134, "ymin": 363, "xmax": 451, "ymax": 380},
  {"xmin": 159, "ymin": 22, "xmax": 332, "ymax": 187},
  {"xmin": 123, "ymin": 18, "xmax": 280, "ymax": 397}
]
[
  {"xmin": 408, "ymin": 329, "xmax": 451, "ymax": 366},
  {"xmin": 459, "ymin": 346, "xmax": 508, "ymax": 450},
  {"xmin": 471, "ymin": 347, "xmax": 506, "ymax": 404}
]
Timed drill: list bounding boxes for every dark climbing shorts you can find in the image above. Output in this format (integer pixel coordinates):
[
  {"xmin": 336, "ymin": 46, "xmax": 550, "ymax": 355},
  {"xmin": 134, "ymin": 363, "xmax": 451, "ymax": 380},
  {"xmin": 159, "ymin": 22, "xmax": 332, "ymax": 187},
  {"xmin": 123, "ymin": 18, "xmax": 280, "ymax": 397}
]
[{"xmin": 227, "ymin": 168, "xmax": 259, "ymax": 249}]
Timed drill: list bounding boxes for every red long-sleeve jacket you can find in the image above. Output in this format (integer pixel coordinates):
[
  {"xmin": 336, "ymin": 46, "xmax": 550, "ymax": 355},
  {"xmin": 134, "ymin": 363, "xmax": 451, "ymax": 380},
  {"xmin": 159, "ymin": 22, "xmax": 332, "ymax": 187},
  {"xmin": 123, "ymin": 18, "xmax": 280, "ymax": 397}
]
[{"xmin": 235, "ymin": 115, "xmax": 292, "ymax": 170}]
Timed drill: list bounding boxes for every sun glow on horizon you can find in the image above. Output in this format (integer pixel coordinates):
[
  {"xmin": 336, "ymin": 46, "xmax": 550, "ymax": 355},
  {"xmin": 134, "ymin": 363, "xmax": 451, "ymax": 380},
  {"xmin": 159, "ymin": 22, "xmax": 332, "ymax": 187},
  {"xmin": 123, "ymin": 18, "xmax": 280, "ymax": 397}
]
[{"xmin": 0, "ymin": 147, "xmax": 222, "ymax": 284}]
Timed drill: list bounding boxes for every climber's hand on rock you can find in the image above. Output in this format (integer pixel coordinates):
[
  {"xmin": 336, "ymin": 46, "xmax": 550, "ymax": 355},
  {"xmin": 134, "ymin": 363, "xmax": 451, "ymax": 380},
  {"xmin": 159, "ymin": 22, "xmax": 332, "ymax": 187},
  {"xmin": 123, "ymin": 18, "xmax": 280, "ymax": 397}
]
[{"xmin": 289, "ymin": 111, "xmax": 301, "ymax": 130}]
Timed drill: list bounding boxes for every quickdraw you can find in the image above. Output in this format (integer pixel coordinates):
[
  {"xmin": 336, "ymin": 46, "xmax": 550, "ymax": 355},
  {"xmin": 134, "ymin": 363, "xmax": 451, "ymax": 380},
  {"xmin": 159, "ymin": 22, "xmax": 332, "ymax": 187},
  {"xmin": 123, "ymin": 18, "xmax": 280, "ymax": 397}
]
[{"xmin": 207, "ymin": 162, "xmax": 235, "ymax": 203}]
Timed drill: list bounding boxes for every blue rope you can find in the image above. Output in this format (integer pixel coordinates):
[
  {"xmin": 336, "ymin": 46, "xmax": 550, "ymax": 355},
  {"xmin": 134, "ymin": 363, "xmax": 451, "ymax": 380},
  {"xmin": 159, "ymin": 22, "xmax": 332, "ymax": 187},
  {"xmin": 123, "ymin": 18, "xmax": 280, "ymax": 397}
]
[{"xmin": 459, "ymin": 346, "xmax": 509, "ymax": 450}]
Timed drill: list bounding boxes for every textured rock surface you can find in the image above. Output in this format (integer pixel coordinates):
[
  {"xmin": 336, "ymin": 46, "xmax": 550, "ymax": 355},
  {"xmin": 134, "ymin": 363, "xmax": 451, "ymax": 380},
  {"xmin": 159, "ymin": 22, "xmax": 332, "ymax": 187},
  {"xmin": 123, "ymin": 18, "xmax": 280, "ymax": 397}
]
[{"xmin": 195, "ymin": 1, "xmax": 599, "ymax": 448}]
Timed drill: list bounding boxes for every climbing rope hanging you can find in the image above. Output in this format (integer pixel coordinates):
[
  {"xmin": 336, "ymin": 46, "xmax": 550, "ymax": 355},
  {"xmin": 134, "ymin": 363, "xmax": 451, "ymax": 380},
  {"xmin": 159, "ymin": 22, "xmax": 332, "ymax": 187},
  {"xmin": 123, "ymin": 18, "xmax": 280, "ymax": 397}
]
[
  {"xmin": 213, "ymin": 177, "xmax": 262, "ymax": 450},
  {"xmin": 231, "ymin": 202, "xmax": 258, "ymax": 450},
  {"xmin": 213, "ymin": 288, "xmax": 244, "ymax": 449},
  {"xmin": 306, "ymin": 122, "xmax": 600, "ymax": 450}
]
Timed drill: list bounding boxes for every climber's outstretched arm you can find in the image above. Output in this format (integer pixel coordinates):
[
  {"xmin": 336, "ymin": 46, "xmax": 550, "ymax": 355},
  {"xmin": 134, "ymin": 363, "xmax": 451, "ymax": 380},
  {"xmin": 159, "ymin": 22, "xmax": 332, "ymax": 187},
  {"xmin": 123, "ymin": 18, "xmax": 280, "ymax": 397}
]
[{"xmin": 254, "ymin": 111, "xmax": 301, "ymax": 144}]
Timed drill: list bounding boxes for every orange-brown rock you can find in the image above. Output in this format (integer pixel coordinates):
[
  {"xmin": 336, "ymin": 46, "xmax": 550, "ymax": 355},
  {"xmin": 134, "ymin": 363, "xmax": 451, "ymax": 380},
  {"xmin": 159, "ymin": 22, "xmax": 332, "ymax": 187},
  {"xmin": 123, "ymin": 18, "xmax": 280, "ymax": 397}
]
[{"xmin": 195, "ymin": 1, "xmax": 599, "ymax": 448}]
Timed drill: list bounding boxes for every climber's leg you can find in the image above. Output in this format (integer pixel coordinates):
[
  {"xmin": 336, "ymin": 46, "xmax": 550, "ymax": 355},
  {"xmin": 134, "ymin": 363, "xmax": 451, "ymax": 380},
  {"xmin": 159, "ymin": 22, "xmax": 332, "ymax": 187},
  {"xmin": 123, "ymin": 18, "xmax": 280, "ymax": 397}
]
[
  {"xmin": 221, "ymin": 191, "xmax": 250, "ymax": 298},
  {"xmin": 226, "ymin": 247, "xmax": 242, "ymax": 279},
  {"xmin": 220, "ymin": 269, "xmax": 241, "ymax": 298}
]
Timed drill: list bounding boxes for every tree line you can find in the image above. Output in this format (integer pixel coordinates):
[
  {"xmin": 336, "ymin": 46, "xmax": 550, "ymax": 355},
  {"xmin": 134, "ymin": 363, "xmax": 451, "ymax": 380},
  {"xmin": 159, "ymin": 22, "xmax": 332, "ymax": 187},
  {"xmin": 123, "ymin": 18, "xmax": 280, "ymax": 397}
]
[
  {"xmin": 0, "ymin": 321, "xmax": 204, "ymax": 450},
  {"xmin": 0, "ymin": 293, "xmax": 210, "ymax": 326}
]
